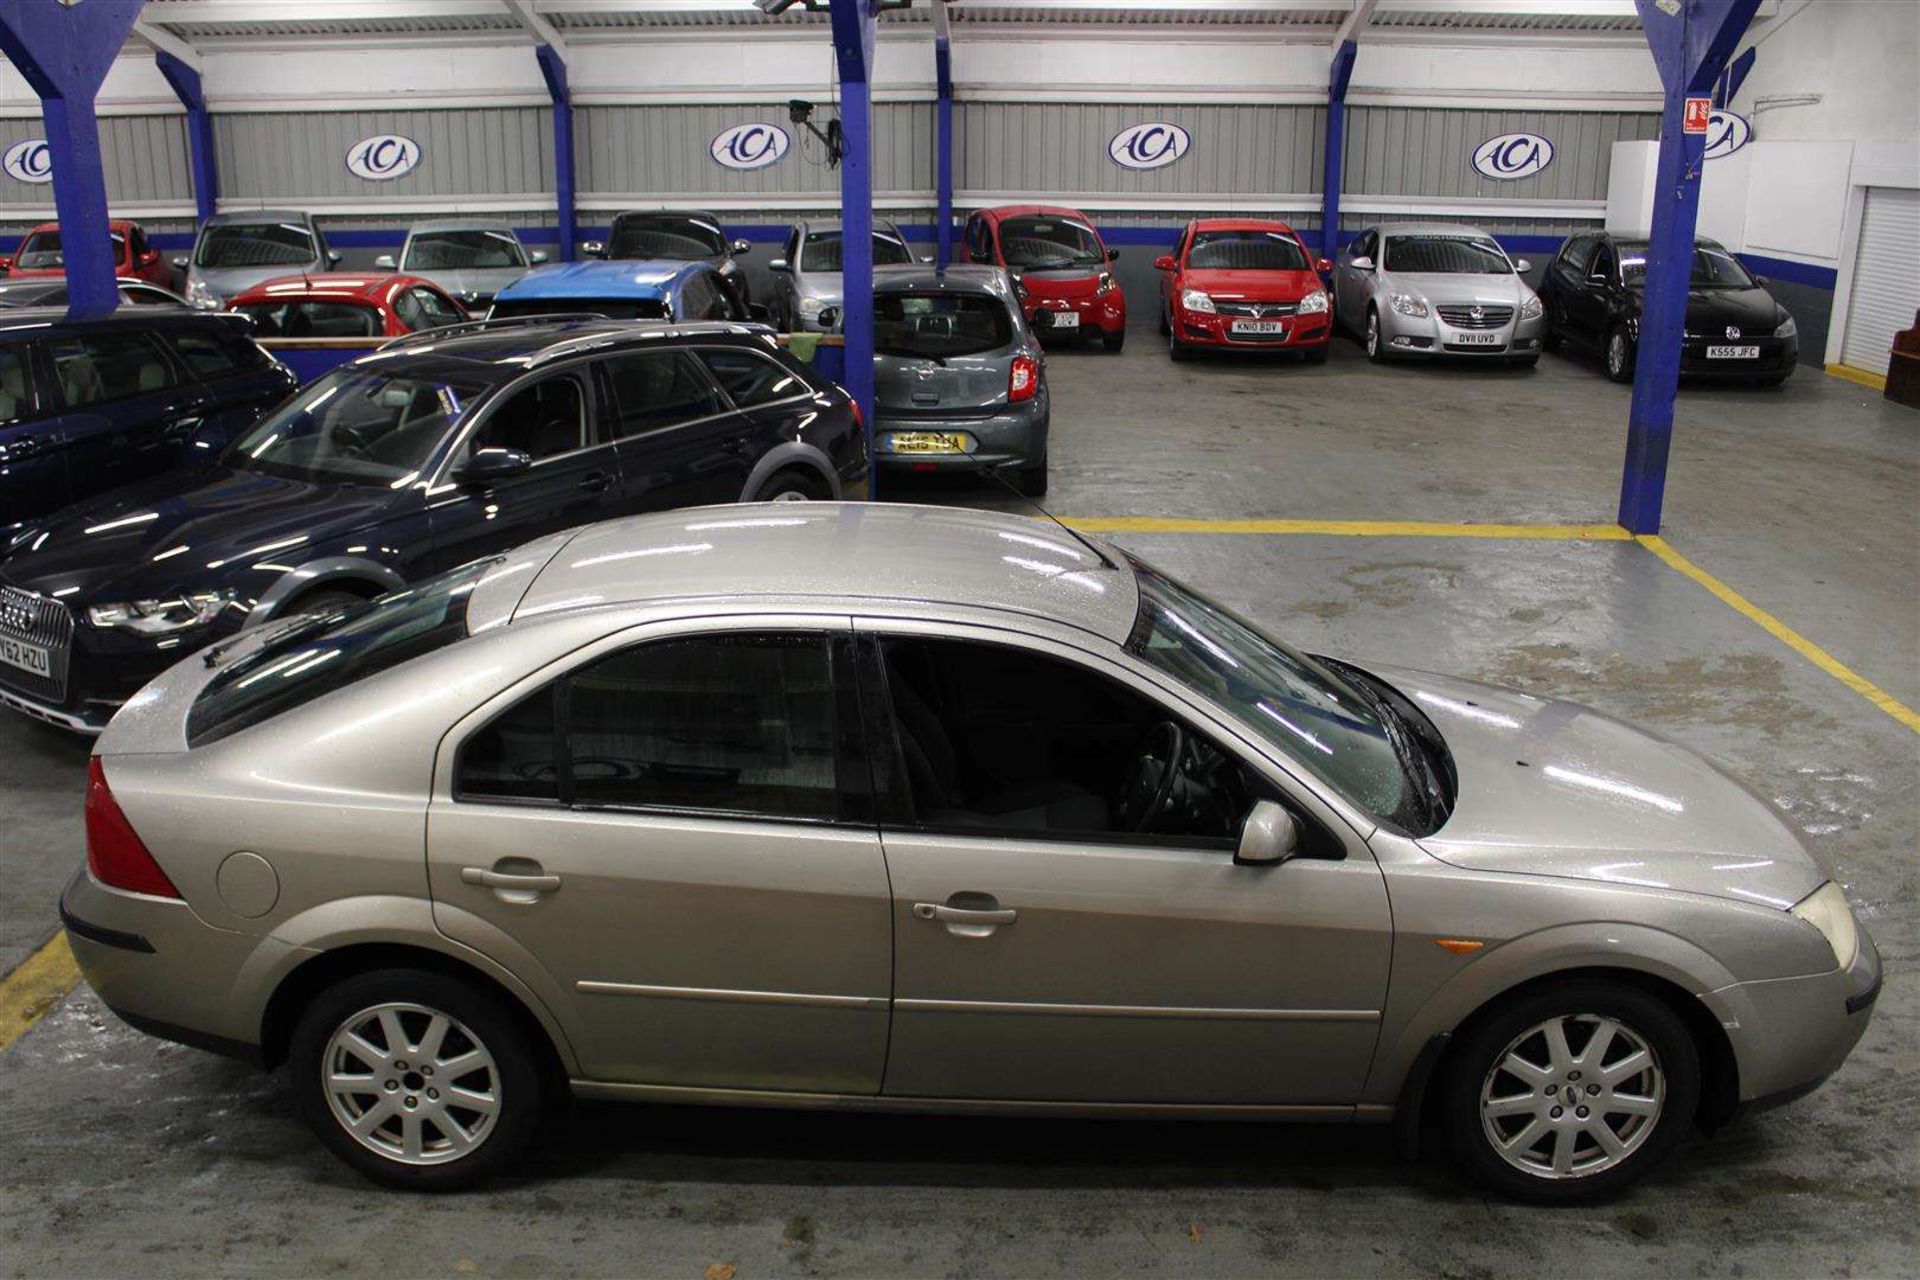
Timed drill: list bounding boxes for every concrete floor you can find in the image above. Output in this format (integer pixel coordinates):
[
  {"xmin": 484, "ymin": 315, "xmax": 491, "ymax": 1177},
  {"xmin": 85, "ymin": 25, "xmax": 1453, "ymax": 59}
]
[{"xmin": 2, "ymin": 330, "xmax": 1915, "ymax": 1277}]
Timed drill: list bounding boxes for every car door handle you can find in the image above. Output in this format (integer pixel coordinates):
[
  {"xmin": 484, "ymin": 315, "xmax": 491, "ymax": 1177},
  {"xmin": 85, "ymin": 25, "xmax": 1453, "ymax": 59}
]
[
  {"xmin": 914, "ymin": 900, "xmax": 1017, "ymax": 938},
  {"xmin": 578, "ymin": 471, "xmax": 611, "ymax": 494},
  {"xmin": 461, "ymin": 865, "xmax": 561, "ymax": 904},
  {"xmin": 4, "ymin": 432, "xmax": 44, "ymax": 460},
  {"xmin": 718, "ymin": 435, "xmax": 749, "ymax": 455}
]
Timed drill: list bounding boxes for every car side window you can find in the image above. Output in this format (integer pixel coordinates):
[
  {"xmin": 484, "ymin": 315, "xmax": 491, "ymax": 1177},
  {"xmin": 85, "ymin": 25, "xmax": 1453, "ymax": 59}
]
[
  {"xmin": 412, "ymin": 288, "xmax": 464, "ymax": 328},
  {"xmin": 1589, "ymin": 242, "xmax": 1616, "ymax": 282},
  {"xmin": 392, "ymin": 289, "xmax": 429, "ymax": 332},
  {"xmin": 679, "ymin": 272, "xmax": 717, "ymax": 320},
  {"xmin": 43, "ymin": 331, "xmax": 178, "ymax": 408},
  {"xmin": 129, "ymin": 226, "xmax": 151, "ymax": 259},
  {"xmin": 602, "ymin": 350, "xmax": 726, "ymax": 438},
  {"xmin": 876, "ymin": 635, "xmax": 1274, "ymax": 847},
  {"xmin": 167, "ymin": 327, "xmax": 263, "ymax": 379},
  {"xmin": 467, "ymin": 373, "xmax": 590, "ymax": 462},
  {"xmin": 699, "ymin": 348, "xmax": 803, "ymax": 408},
  {"xmin": 0, "ymin": 345, "xmax": 39, "ymax": 423},
  {"xmin": 1558, "ymin": 236, "xmax": 1596, "ymax": 275}
]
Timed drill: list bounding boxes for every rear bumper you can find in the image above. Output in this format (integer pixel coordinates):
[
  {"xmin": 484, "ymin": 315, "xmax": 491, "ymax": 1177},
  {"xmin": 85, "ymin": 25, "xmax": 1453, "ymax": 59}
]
[
  {"xmin": 1026, "ymin": 294, "xmax": 1125, "ymax": 338},
  {"xmin": 875, "ymin": 401, "xmax": 1048, "ymax": 472}
]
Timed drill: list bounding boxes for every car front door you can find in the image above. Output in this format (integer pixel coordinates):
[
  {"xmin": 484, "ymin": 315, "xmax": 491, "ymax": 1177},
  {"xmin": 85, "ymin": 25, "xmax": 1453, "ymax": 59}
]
[
  {"xmin": 37, "ymin": 328, "xmax": 209, "ymax": 497},
  {"xmin": 426, "ymin": 620, "xmax": 892, "ymax": 1091},
  {"xmin": 1334, "ymin": 229, "xmax": 1378, "ymax": 329},
  {"xmin": 159, "ymin": 324, "xmax": 292, "ymax": 454},
  {"xmin": 1566, "ymin": 240, "xmax": 1616, "ymax": 346},
  {"xmin": 862, "ymin": 621, "xmax": 1395, "ymax": 1106},
  {"xmin": 0, "ymin": 342, "xmax": 67, "ymax": 523},
  {"xmin": 600, "ymin": 346, "xmax": 753, "ymax": 510}
]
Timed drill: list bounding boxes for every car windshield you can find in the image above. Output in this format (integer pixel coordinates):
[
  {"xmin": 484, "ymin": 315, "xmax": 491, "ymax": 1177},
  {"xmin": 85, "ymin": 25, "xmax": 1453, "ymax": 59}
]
[
  {"xmin": 876, "ymin": 291, "xmax": 1014, "ymax": 360},
  {"xmin": 1188, "ymin": 230, "xmax": 1310, "ymax": 272},
  {"xmin": 233, "ymin": 300, "xmax": 383, "ymax": 338},
  {"xmin": 1385, "ymin": 236, "xmax": 1513, "ymax": 275},
  {"xmin": 1126, "ymin": 559, "xmax": 1428, "ymax": 830},
  {"xmin": 1619, "ymin": 244, "xmax": 1756, "ymax": 289},
  {"xmin": 1000, "ymin": 217, "xmax": 1105, "ymax": 270},
  {"xmin": 607, "ymin": 216, "xmax": 726, "ymax": 260},
  {"xmin": 187, "ymin": 558, "xmax": 494, "ymax": 747},
  {"xmin": 13, "ymin": 230, "xmax": 123, "ymax": 269},
  {"xmin": 799, "ymin": 228, "xmax": 914, "ymax": 272},
  {"xmin": 489, "ymin": 297, "xmax": 665, "ymax": 321},
  {"xmin": 404, "ymin": 229, "xmax": 527, "ymax": 271},
  {"xmin": 196, "ymin": 222, "xmax": 316, "ymax": 269},
  {"xmin": 224, "ymin": 367, "xmax": 481, "ymax": 485}
]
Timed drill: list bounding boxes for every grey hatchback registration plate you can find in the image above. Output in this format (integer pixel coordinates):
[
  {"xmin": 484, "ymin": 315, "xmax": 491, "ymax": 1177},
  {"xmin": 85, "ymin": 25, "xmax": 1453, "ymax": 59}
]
[{"xmin": 0, "ymin": 636, "xmax": 51, "ymax": 679}]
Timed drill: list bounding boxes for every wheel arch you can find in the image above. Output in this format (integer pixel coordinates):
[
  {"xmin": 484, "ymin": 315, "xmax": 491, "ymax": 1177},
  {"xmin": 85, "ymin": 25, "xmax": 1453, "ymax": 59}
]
[
  {"xmin": 739, "ymin": 442, "xmax": 839, "ymax": 502},
  {"xmin": 248, "ymin": 556, "xmax": 407, "ymax": 627}
]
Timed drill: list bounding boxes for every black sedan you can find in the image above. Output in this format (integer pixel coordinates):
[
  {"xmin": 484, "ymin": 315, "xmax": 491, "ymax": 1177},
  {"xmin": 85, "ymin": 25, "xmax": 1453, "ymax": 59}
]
[
  {"xmin": 0, "ymin": 317, "xmax": 867, "ymax": 733},
  {"xmin": 1537, "ymin": 233, "xmax": 1798, "ymax": 384}
]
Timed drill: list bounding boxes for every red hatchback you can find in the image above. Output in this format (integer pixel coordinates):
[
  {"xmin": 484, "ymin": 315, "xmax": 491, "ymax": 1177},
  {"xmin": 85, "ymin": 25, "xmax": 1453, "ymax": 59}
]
[
  {"xmin": 1155, "ymin": 218, "xmax": 1333, "ymax": 362},
  {"xmin": 963, "ymin": 204, "xmax": 1126, "ymax": 351},
  {"xmin": 226, "ymin": 272, "xmax": 467, "ymax": 339},
  {"xmin": 0, "ymin": 218, "xmax": 175, "ymax": 287}
]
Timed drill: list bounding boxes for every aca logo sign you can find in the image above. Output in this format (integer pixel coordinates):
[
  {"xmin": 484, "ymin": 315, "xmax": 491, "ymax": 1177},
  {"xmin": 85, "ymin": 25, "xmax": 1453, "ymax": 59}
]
[
  {"xmin": 345, "ymin": 134, "xmax": 422, "ymax": 182},
  {"xmin": 2, "ymin": 138, "xmax": 53, "ymax": 185},
  {"xmin": 1704, "ymin": 110, "xmax": 1752, "ymax": 160},
  {"xmin": 710, "ymin": 123, "xmax": 791, "ymax": 171},
  {"xmin": 1471, "ymin": 132, "xmax": 1555, "ymax": 181},
  {"xmin": 1109, "ymin": 122, "xmax": 1192, "ymax": 171}
]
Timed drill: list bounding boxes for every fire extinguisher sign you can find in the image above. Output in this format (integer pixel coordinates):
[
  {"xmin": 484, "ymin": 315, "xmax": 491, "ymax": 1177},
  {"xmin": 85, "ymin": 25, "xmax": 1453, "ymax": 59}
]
[{"xmin": 1683, "ymin": 97, "xmax": 1713, "ymax": 134}]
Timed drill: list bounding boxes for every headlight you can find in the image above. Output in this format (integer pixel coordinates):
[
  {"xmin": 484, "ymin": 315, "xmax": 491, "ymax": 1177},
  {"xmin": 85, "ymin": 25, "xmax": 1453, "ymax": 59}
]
[
  {"xmin": 1095, "ymin": 272, "xmax": 1116, "ymax": 296},
  {"xmin": 184, "ymin": 277, "xmax": 219, "ymax": 311},
  {"xmin": 88, "ymin": 590, "xmax": 237, "ymax": 636},
  {"xmin": 798, "ymin": 296, "xmax": 826, "ymax": 320},
  {"xmin": 1180, "ymin": 288, "xmax": 1216, "ymax": 314},
  {"xmin": 1389, "ymin": 292, "xmax": 1429, "ymax": 318},
  {"xmin": 1791, "ymin": 881, "xmax": 1860, "ymax": 969},
  {"xmin": 1774, "ymin": 313, "xmax": 1797, "ymax": 339},
  {"xmin": 1520, "ymin": 293, "xmax": 1544, "ymax": 320},
  {"xmin": 1297, "ymin": 289, "xmax": 1329, "ymax": 314}
]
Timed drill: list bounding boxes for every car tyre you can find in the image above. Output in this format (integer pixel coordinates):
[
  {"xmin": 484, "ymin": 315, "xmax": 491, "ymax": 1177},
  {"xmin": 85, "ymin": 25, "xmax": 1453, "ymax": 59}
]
[
  {"xmin": 1605, "ymin": 327, "xmax": 1636, "ymax": 383},
  {"xmin": 1303, "ymin": 344, "xmax": 1329, "ymax": 365},
  {"xmin": 755, "ymin": 467, "xmax": 828, "ymax": 503},
  {"xmin": 290, "ymin": 968, "xmax": 549, "ymax": 1191},
  {"xmin": 1103, "ymin": 330, "xmax": 1125, "ymax": 353},
  {"xmin": 1017, "ymin": 457, "xmax": 1049, "ymax": 497},
  {"xmin": 1438, "ymin": 979, "xmax": 1700, "ymax": 1205},
  {"xmin": 1169, "ymin": 328, "xmax": 1191, "ymax": 362},
  {"xmin": 1158, "ymin": 307, "xmax": 1172, "ymax": 337},
  {"xmin": 1540, "ymin": 325, "xmax": 1562, "ymax": 353},
  {"xmin": 1365, "ymin": 308, "xmax": 1387, "ymax": 364}
]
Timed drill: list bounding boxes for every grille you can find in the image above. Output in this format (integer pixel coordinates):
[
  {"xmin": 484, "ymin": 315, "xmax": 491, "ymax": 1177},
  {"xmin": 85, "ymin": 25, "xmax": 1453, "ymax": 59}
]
[
  {"xmin": 1443, "ymin": 341, "xmax": 1510, "ymax": 353},
  {"xmin": 0, "ymin": 584, "xmax": 73, "ymax": 705},
  {"xmin": 1437, "ymin": 304, "xmax": 1514, "ymax": 330},
  {"xmin": 1217, "ymin": 301, "xmax": 1299, "ymax": 318}
]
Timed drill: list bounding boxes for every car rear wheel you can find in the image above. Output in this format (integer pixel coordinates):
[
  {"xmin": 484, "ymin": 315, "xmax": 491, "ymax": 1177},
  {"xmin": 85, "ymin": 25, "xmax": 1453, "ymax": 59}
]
[
  {"xmin": 1365, "ymin": 308, "xmax": 1387, "ymax": 364},
  {"xmin": 1018, "ymin": 457, "xmax": 1049, "ymax": 497},
  {"xmin": 1438, "ymin": 979, "xmax": 1699, "ymax": 1204},
  {"xmin": 755, "ymin": 467, "xmax": 828, "ymax": 502},
  {"xmin": 290, "ymin": 969, "xmax": 548, "ymax": 1190},
  {"xmin": 1605, "ymin": 327, "xmax": 1636, "ymax": 383}
]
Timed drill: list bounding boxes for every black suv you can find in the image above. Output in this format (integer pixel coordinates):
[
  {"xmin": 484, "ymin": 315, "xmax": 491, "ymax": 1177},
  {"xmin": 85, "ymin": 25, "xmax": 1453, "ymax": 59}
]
[
  {"xmin": 1537, "ymin": 232, "xmax": 1798, "ymax": 384},
  {"xmin": 0, "ymin": 317, "xmax": 867, "ymax": 732},
  {"xmin": 0, "ymin": 309, "xmax": 294, "ymax": 528}
]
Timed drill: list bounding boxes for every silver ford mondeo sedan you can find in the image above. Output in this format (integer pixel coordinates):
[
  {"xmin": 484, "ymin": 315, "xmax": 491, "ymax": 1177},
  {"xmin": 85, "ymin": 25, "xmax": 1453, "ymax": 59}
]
[{"xmin": 61, "ymin": 505, "xmax": 1878, "ymax": 1200}]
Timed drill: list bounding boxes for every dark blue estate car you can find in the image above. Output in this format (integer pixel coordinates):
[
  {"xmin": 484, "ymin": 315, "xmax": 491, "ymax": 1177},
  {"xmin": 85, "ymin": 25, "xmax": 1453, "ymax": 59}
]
[
  {"xmin": 0, "ymin": 308, "xmax": 295, "ymax": 530},
  {"xmin": 0, "ymin": 317, "xmax": 868, "ymax": 732}
]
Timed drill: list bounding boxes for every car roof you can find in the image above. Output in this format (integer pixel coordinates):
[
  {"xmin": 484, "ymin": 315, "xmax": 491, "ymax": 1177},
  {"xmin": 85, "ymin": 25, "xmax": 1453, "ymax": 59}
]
[
  {"xmin": 796, "ymin": 216, "xmax": 906, "ymax": 235},
  {"xmin": 17, "ymin": 218, "xmax": 138, "ymax": 235},
  {"xmin": 493, "ymin": 259, "xmax": 703, "ymax": 302},
  {"xmin": 406, "ymin": 220, "xmax": 520, "ymax": 236},
  {"xmin": 204, "ymin": 209, "xmax": 313, "ymax": 227},
  {"xmin": 873, "ymin": 263, "xmax": 1008, "ymax": 294},
  {"xmin": 228, "ymin": 272, "xmax": 423, "ymax": 306},
  {"xmin": 0, "ymin": 307, "xmax": 248, "ymax": 340},
  {"xmin": 1190, "ymin": 217, "xmax": 1302, "ymax": 235},
  {"xmin": 985, "ymin": 204, "xmax": 1097, "ymax": 224},
  {"xmin": 354, "ymin": 317, "xmax": 780, "ymax": 371},
  {"xmin": 611, "ymin": 209, "xmax": 723, "ymax": 223},
  {"xmin": 1375, "ymin": 222, "xmax": 1500, "ymax": 238},
  {"xmin": 506, "ymin": 503, "xmax": 1139, "ymax": 642}
]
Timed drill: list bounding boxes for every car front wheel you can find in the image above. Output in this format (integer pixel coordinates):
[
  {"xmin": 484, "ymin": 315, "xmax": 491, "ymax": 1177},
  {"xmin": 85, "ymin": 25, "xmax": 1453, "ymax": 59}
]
[
  {"xmin": 1365, "ymin": 308, "xmax": 1386, "ymax": 363},
  {"xmin": 1606, "ymin": 327, "xmax": 1636, "ymax": 383},
  {"xmin": 290, "ymin": 968, "xmax": 548, "ymax": 1190},
  {"xmin": 1438, "ymin": 979, "xmax": 1699, "ymax": 1204}
]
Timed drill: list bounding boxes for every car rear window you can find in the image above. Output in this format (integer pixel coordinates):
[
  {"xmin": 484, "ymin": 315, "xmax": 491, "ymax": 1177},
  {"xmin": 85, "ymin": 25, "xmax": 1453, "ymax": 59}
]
[
  {"xmin": 187, "ymin": 560, "xmax": 496, "ymax": 747},
  {"xmin": 489, "ymin": 297, "xmax": 667, "ymax": 321},
  {"xmin": 235, "ymin": 300, "xmax": 382, "ymax": 338},
  {"xmin": 875, "ymin": 292, "xmax": 1014, "ymax": 359}
]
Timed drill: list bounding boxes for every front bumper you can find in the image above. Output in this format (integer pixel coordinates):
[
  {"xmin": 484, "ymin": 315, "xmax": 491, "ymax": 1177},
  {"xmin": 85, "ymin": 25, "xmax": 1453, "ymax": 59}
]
[
  {"xmin": 1677, "ymin": 335, "xmax": 1798, "ymax": 378},
  {"xmin": 1702, "ymin": 922, "xmax": 1881, "ymax": 1106},
  {"xmin": 875, "ymin": 401, "xmax": 1048, "ymax": 472},
  {"xmin": 1177, "ymin": 307, "xmax": 1332, "ymax": 349},
  {"xmin": 0, "ymin": 602, "xmax": 232, "ymax": 735},
  {"xmin": 1380, "ymin": 308, "xmax": 1545, "ymax": 358}
]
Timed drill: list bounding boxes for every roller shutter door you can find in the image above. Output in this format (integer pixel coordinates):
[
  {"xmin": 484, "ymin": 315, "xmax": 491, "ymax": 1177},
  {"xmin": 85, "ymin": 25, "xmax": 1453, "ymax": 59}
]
[{"xmin": 1839, "ymin": 186, "xmax": 1920, "ymax": 377}]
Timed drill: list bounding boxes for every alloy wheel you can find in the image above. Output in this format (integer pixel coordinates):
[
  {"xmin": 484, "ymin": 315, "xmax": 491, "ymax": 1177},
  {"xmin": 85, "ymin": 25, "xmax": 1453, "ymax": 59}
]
[
  {"xmin": 1366, "ymin": 312, "xmax": 1380, "ymax": 358},
  {"xmin": 323, "ymin": 1001, "xmax": 502, "ymax": 1166},
  {"xmin": 1478, "ymin": 1012, "xmax": 1665, "ymax": 1180},
  {"xmin": 1608, "ymin": 332, "xmax": 1629, "ymax": 379}
]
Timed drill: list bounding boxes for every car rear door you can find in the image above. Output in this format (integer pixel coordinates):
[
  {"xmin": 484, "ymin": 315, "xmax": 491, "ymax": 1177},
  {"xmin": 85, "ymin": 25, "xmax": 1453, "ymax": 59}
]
[
  {"xmin": 37, "ymin": 328, "xmax": 208, "ymax": 498},
  {"xmin": 0, "ymin": 341, "xmax": 68, "ymax": 523},
  {"xmin": 159, "ymin": 323, "xmax": 293, "ymax": 454},
  {"xmin": 599, "ymin": 346, "xmax": 754, "ymax": 510}
]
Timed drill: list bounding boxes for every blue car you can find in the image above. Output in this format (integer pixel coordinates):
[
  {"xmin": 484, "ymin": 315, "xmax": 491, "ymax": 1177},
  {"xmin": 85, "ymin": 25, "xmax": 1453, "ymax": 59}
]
[
  {"xmin": 0, "ymin": 317, "xmax": 867, "ymax": 733},
  {"xmin": 0, "ymin": 309, "xmax": 296, "ymax": 531},
  {"xmin": 488, "ymin": 259, "xmax": 748, "ymax": 322}
]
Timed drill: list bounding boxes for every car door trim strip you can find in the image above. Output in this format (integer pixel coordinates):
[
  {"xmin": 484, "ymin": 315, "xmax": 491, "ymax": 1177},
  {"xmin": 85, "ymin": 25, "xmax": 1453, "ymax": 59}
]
[
  {"xmin": 894, "ymin": 998, "xmax": 1380, "ymax": 1022},
  {"xmin": 575, "ymin": 979, "xmax": 886, "ymax": 1010}
]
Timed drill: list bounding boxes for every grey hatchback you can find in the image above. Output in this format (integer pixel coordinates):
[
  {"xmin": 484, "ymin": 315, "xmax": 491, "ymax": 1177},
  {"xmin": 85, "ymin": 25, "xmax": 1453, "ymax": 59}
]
[{"xmin": 873, "ymin": 264, "xmax": 1050, "ymax": 495}]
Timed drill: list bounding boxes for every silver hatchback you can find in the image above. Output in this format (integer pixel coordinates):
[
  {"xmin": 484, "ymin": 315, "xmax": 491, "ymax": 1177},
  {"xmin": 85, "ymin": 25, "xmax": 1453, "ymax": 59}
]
[{"xmin": 63, "ymin": 505, "xmax": 1877, "ymax": 1200}]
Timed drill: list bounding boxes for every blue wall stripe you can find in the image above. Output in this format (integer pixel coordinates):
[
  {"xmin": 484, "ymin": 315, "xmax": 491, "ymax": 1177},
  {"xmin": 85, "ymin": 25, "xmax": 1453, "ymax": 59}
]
[{"xmin": 1734, "ymin": 251, "xmax": 1837, "ymax": 292}]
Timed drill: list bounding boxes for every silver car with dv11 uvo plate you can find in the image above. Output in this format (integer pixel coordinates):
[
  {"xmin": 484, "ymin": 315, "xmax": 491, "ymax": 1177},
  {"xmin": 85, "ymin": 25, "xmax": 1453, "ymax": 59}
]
[
  {"xmin": 62, "ymin": 505, "xmax": 1877, "ymax": 1199},
  {"xmin": 1333, "ymin": 222, "xmax": 1546, "ymax": 367}
]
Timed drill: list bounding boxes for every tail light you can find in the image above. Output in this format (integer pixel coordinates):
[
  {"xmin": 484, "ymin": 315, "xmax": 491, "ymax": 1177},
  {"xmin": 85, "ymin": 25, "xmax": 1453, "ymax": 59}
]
[
  {"xmin": 85, "ymin": 757, "xmax": 180, "ymax": 898},
  {"xmin": 1008, "ymin": 353, "xmax": 1039, "ymax": 403}
]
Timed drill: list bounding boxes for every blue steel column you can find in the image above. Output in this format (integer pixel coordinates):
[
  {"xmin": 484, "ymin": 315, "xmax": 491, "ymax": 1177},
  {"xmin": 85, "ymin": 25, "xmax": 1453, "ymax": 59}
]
[
  {"xmin": 1617, "ymin": 0, "xmax": 1761, "ymax": 534},
  {"xmin": 1320, "ymin": 39, "xmax": 1358, "ymax": 261},
  {"xmin": 535, "ymin": 44, "xmax": 576, "ymax": 263},
  {"xmin": 154, "ymin": 51, "xmax": 217, "ymax": 227},
  {"xmin": 0, "ymin": 0, "xmax": 145, "ymax": 318},
  {"xmin": 934, "ymin": 21, "xmax": 954, "ymax": 267},
  {"xmin": 829, "ymin": 0, "xmax": 880, "ymax": 489}
]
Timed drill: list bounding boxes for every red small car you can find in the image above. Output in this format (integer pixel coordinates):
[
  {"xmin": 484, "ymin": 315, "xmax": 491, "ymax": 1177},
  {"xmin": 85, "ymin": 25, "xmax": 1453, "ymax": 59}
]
[
  {"xmin": 226, "ymin": 272, "xmax": 467, "ymax": 339},
  {"xmin": 963, "ymin": 204, "xmax": 1126, "ymax": 351},
  {"xmin": 0, "ymin": 218, "xmax": 174, "ymax": 286},
  {"xmin": 1155, "ymin": 218, "xmax": 1334, "ymax": 362}
]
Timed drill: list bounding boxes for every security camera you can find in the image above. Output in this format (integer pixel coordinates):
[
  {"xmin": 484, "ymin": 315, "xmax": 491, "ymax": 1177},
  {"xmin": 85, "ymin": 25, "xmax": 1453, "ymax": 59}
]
[{"xmin": 788, "ymin": 99, "xmax": 814, "ymax": 125}]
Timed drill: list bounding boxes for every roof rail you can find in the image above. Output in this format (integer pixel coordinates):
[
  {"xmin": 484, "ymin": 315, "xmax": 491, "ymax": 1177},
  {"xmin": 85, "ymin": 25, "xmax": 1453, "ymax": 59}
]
[{"xmin": 377, "ymin": 312, "xmax": 612, "ymax": 351}]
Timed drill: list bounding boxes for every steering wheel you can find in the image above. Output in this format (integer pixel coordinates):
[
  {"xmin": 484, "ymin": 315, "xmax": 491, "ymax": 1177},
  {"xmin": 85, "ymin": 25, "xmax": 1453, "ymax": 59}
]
[{"xmin": 1119, "ymin": 720, "xmax": 1186, "ymax": 832}]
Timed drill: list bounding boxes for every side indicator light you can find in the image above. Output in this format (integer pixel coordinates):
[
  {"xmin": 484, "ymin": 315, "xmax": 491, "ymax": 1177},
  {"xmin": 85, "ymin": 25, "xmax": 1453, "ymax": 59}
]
[{"xmin": 1435, "ymin": 938, "xmax": 1484, "ymax": 955}]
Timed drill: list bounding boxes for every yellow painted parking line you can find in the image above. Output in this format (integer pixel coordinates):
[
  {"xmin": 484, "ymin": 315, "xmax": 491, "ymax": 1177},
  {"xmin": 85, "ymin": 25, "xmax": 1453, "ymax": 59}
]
[
  {"xmin": 1639, "ymin": 535, "xmax": 1920, "ymax": 735},
  {"xmin": 0, "ymin": 932, "xmax": 79, "ymax": 1055},
  {"xmin": 1824, "ymin": 362, "xmax": 1888, "ymax": 392},
  {"xmin": 1064, "ymin": 517, "xmax": 1632, "ymax": 540}
]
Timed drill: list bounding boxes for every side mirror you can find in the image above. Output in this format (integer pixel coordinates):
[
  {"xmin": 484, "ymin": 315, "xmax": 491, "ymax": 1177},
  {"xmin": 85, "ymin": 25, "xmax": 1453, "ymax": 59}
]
[
  {"xmin": 172, "ymin": 256, "xmax": 189, "ymax": 269},
  {"xmin": 1587, "ymin": 271, "xmax": 1609, "ymax": 285},
  {"xmin": 1153, "ymin": 254, "xmax": 1176, "ymax": 271},
  {"xmin": 141, "ymin": 248, "xmax": 161, "ymax": 265},
  {"xmin": 1753, "ymin": 274, "xmax": 1770, "ymax": 286},
  {"xmin": 1106, "ymin": 247, "xmax": 1120, "ymax": 262},
  {"xmin": 581, "ymin": 240, "xmax": 605, "ymax": 258},
  {"xmin": 730, "ymin": 237, "xmax": 752, "ymax": 256},
  {"xmin": 1350, "ymin": 255, "xmax": 1375, "ymax": 271},
  {"xmin": 768, "ymin": 258, "xmax": 791, "ymax": 274},
  {"xmin": 528, "ymin": 250, "xmax": 549, "ymax": 264},
  {"xmin": 326, "ymin": 250, "xmax": 342, "ymax": 265},
  {"xmin": 1513, "ymin": 257, "xmax": 1532, "ymax": 274},
  {"xmin": 818, "ymin": 305, "xmax": 841, "ymax": 330},
  {"xmin": 451, "ymin": 447, "xmax": 533, "ymax": 485},
  {"xmin": 1234, "ymin": 799, "xmax": 1299, "ymax": 867},
  {"xmin": 373, "ymin": 253, "xmax": 397, "ymax": 269},
  {"xmin": 919, "ymin": 254, "xmax": 934, "ymax": 264},
  {"xmin": 1316, "ymin": 257, "xmax": 1334, "ymax": 273}
]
